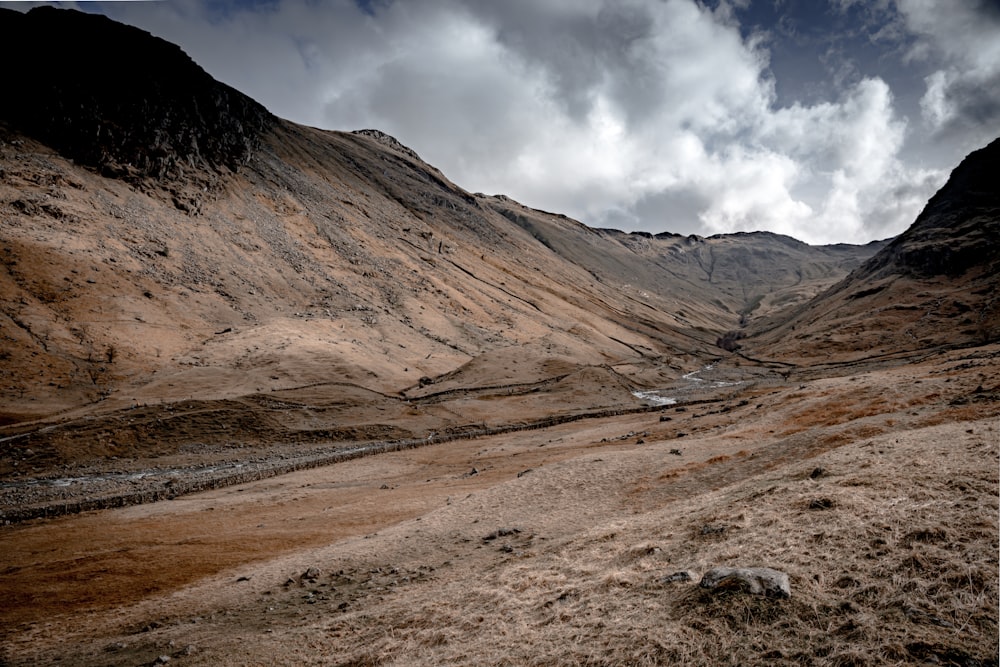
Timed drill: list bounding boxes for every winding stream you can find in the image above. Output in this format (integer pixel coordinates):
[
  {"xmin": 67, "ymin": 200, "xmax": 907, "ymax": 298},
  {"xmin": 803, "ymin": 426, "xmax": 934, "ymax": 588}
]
[{"xmin": 631, "ymin": 364, "xmax": 744, "ymax": 406}]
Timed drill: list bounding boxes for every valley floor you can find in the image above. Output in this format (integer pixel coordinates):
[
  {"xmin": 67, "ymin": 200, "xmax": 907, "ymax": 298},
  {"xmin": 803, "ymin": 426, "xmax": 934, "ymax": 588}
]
[{"xmin": 1, "ymin": 347, "xmax": 997, "ymax": 666}]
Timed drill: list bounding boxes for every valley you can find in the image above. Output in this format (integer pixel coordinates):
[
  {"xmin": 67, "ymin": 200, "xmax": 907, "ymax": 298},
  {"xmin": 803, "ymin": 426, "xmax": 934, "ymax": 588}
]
[
  {"xmin": 0, "ymin": 7, "xmax": 997, "ymax": 666},
  {"xmin": 1, "ymin": 346, "xmax": 996, "ymax": 666}
]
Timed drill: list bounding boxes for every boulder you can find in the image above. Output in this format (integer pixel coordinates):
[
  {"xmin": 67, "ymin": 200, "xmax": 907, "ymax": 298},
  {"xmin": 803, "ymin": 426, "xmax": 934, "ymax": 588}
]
[
  {"xmin": 699, "ymin": 566, "xmax": 790, "ymax": 598},
  {"xmin": 299, "ymin": 567, "xmax": 321, "ymax": 583},
  {"xmin": 661, "ymin": 571, "xmax": 693, "ymax": 584}
]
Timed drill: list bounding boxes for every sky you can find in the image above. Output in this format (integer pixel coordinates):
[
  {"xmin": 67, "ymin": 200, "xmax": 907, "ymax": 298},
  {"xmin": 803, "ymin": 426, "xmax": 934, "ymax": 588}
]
[{"xmin": 12, "ymin": 0, "xmax": 1000, "ymax": 244}]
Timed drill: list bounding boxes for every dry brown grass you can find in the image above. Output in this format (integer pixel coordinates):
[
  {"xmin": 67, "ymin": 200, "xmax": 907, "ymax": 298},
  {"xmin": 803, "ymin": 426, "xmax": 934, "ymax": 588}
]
[
  {"xmin": 918, "ymin": 402, "xmax": 999, "ymax": 427},
  {"xmin": 2, "ymin": 353, "xmax": 997, "ymax": 666},
  {"xmin": 276, "ymin": 419, "xmax": 997, "ymax": 667},
  {"xmin": 780, "ymin": 386, "xmax": 904, "ymax": 435}
]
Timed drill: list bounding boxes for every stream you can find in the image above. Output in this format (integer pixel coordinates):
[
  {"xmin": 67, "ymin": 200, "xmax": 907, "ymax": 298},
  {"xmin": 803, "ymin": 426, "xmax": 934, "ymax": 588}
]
[{"xmin": 631, "ymin": 364, "xmax": 744, "ymax": 406}]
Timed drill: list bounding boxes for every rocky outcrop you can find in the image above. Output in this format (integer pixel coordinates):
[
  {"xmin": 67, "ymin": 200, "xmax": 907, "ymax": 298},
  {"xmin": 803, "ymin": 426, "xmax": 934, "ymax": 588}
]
[
  {"xmin": 861, "ymin": 137, "xmax": 1000, "ymax": 279},
  {"xmin": 0, "ymin": 7, "xmax": 274, "ymax": 183},
  {"xmin": 699, "ymin": 566, "xmax": 791, "ymax": 598},
  {"xmin": 352, "ymin": 129, "xmax": 424, "ymax": 163}
]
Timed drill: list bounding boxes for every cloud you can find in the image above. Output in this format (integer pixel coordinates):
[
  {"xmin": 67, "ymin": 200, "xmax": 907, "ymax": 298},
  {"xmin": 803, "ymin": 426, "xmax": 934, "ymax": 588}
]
[
  {"xmin": 73, "ymin": 0, "xmax": 975, "ymax": 243},
  {"xmin": 896, "ymin": 0, "xmax": 1000, "ymax": 142},
  {"xmin": 101, "ymin": 0, "xmax": 381, "ymax": 125}
]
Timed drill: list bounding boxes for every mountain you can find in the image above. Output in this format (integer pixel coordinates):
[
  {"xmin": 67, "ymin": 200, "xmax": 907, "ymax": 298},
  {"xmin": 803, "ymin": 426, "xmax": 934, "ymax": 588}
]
[
  {"xmin": 744, "ymin": 138, "xmax": 1000, "ymax": 366},
  {"xmin": 492, "ymin": 200, "xmax": 887, "ymax": 322},
  {"xmin": 1, "ymin": 10, "xmax": 997, "ymax": 667},
  {"xmin": 0, "ymin": 6, "xmax": 273, "ymax": 186},
  {"xmin": 0, "ymin": 7, "xmax": 879, "ymax": 445}
]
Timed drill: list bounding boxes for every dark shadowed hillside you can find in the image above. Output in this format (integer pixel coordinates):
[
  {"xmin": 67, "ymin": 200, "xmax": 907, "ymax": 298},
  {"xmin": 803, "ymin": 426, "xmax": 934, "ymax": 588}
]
[
  {"xmin": 743, "ymin": 137, "xmax": 1000, "ymax": 366},
  {"xmin": 864, "ymin": 137, "xmax": 1000, "ymax": 279},
  {"xmin": 0, "ymin": 6, "xmax": 273, "ymax": 186}
]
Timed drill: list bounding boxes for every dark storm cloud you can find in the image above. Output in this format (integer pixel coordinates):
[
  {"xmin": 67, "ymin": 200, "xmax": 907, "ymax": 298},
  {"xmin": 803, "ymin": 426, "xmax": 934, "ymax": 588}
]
[
  {"xmin": 471, "ymin": 2, "xmax": 618, "ymax": 123},
  {"xmin": 470, "ymin": 1, "xmax": 683, "ymax": 129},
  {"xmin": 632, "ymin": 188, "xmax": 713, "ymax": 237},
  {"xmin": 894, "ymin": 0, "xmax": 1000, "ymax": 150},
  {"xmin": 933, "ymin": 69, "xmax": 1000, "ymax": 135}
]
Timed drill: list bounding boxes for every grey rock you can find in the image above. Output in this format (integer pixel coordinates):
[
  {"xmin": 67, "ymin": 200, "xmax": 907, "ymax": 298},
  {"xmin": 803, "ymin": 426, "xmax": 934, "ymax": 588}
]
[
  {"xmin": 699, "ymin": 566, "xmax": 791, "ymax": 598},
  {"xmin": 808, "ymin": 497, "xmax": 835, "ymax": 510},
  {"xmin": 662, "ymin": 571, "xmax": 692, "ymax": 583},
  {"xmin": 483, "ymin": 527, "xmax": 521, "ymax": 542}
]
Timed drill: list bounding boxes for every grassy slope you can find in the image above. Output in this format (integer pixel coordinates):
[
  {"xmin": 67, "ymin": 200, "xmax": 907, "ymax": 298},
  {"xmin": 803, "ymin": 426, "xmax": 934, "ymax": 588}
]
[{"xmin": 2, "ymin": 346, "xmax": 996, "ymax": 666}]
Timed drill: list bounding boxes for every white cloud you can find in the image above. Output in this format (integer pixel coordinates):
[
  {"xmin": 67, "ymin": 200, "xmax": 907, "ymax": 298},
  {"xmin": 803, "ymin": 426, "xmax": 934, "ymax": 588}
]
[
  {"xmin": 695, "ymin": 146, "xmax": 814, "ymax": 240},
  {"xmin": 920, "ymin": 69, "xmax": 952, "ymax": 129},
  {"xmin": 88, "ymin": 0, "xmax": 969, "ymax": 244},
  {"xmin": 687, "ymin": 77, "xmax": 940, "ymax": 244}
]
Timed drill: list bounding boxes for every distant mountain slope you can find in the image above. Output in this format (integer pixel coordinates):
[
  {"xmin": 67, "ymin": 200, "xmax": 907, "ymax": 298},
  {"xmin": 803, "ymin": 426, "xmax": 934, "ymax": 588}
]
[
  {"xmin": 0, "ymin": 7, "xmax": 877, "ymax": 430},
  {"xmin": 476, "ymin": 197, "xmax": 883, "ymax": 333},
  {"xmin": 745, "ymin": 138, "xmax": 1000, "ymax": 365}
]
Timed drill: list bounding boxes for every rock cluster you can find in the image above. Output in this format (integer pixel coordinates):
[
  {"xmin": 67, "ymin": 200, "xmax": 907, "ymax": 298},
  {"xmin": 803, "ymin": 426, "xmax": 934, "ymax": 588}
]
[
  {"xmin": 698, "ymin": 566, "xmax": 791, "ymax": 599},
  {"xmin": 352, "ymin": 129, "xmax": 424, "ymax": 163}
]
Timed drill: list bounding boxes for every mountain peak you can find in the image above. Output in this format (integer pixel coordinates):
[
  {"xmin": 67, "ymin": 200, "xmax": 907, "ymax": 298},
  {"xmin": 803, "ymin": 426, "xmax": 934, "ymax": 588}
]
[
  {"xmin": 0, "ymin": 6, "xmax": 273, "ymax": 183},
  {"xmin": 863, "ymin": 136, "xmax": 1000, "ymax": 279}
]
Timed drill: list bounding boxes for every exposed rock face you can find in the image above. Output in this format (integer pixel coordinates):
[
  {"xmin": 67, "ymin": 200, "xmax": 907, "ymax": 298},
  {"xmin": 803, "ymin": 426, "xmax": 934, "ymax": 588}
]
[
  {"xmin": 699, "ymin": 566, "xmax": 791, "ymax": 598},
  {"xmin": 862, "ymin": 137, "xmax": 1000, "ymax": 279},
  {"xmin": 745, "ymin": 136, "xmax": 1000, "ymax": 361},
  {"xmin": 352, "ymin": 129, "xmax": 425, "ymax": 163},
  {"xmin": 0, "ymin": 6, "xmax": 274, "ymax": 183}
]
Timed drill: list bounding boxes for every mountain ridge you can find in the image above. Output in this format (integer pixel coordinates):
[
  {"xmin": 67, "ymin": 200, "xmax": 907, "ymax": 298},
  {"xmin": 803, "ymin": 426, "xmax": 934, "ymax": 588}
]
[
  {"xmin": 742, "ymin": 137, "xmax": 999, "ymax": 365},
  {"xmin": 0, "ymin": 6, "xmax": 273, "ymax": 190},
  {"xmin": 0, "ymin": 5, "xmax": 989, "ymax": 472},
  {"xmin": 0, "ymin": 7, "xmax": 883, "ymax": 430},
  {"xmin": 860, "ymin": 136, "xmax": 1000, "ymax": 280}
]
